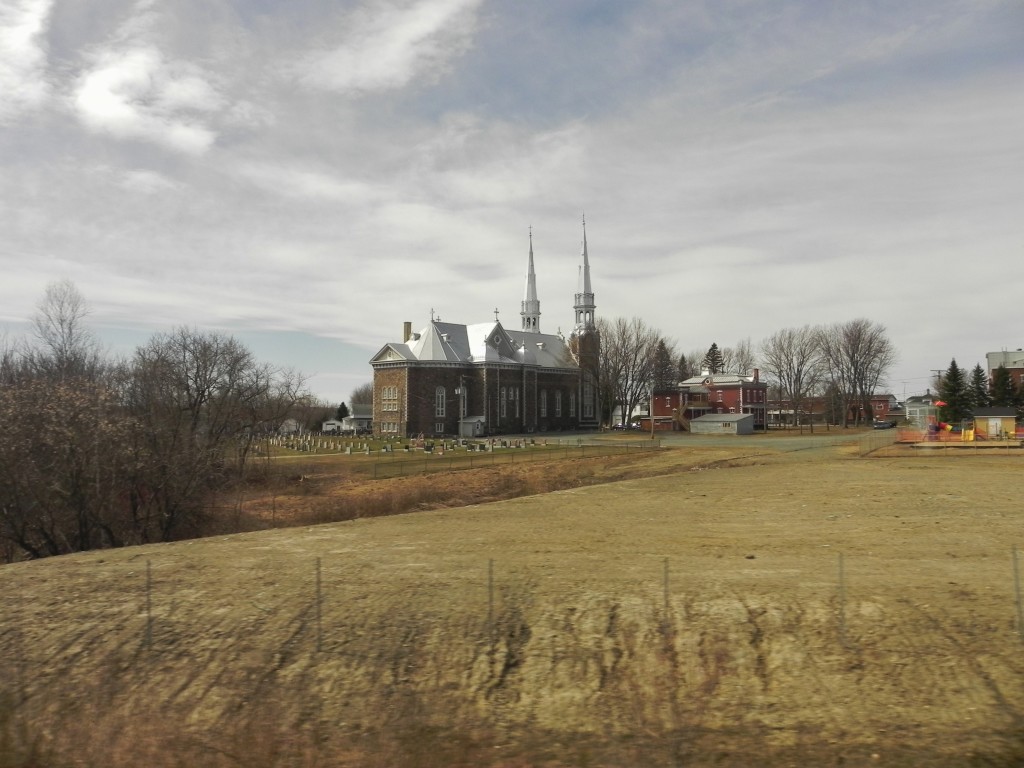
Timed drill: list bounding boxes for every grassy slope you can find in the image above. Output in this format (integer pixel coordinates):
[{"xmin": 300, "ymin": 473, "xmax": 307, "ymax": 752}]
[{"xmin": 3, "ymin": 439, "xmax": 1024, "ymax": 767}]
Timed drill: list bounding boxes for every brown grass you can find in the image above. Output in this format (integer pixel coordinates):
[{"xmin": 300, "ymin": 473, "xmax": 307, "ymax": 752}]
[{"xmin": 5, "ymin": 435, "xmax": 1024, "ymax": 766}]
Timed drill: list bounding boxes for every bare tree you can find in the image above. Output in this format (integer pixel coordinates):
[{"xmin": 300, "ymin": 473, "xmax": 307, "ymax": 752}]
[
  {"xmin": 759, "ymin": 326, "xmax": 824, "ymax": 431},
  {"xmin": 726, "ymin": 337, "xmax": 757, "ymax": 376},
  {"xmin": 597, "ymin": 317, "xmax": 662, "ymax": 427},
  {"xmin": 817, "ymin": 319, "xmax": 896, "ymax": 427},
  {"xmin": 122, "ymin": 328, "xmax": 306, "ymax": 541},
  {"xmin": 0, "ymin": 376, "xmax": 135, "ymax": 558},
  {"xmin": 30, "ymin": 279, "xmax": 102, "ymax": 380},
  {"xmin": 0, "ymin": 281, "xmax": 312, "ymax": 561},
  {"xmin": 350, "ymin": 382, "xmax": 374, "ymax": 405}
]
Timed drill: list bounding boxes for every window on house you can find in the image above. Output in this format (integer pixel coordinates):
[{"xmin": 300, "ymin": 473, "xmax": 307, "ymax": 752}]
[
  {"xmin": 435, "ymin": 422, "xmax": 445, "ymax": 434},
  {"xmin": 583, "ymin": 381, "xmax": 593, "ymax": 418},
  {"xmin": 555, "ymin": 390, "xmax": 562, "ymax": 417},
  {"xmin": 540, "ymin": 390, "xmax": 547, "ymax": 417},
  {"xmin": 382, "ymin": 386, "xmax": 399, "ymax": 412},
  {"xmin": 500, "ymin": 387, "xmax": 507, "ymax": 418},
  {"xmin": 435, "ymin": 386, "xmax": 445, "ymax": 417},
  {"xmin": 570, "ymin": 392, "xmax": 576, "ymax": 417}
]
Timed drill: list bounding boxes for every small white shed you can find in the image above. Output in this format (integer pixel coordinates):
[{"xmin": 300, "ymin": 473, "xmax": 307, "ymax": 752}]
[{"xmin": 690, "ymin": 413, "xmax": 755, "ymax": 435}]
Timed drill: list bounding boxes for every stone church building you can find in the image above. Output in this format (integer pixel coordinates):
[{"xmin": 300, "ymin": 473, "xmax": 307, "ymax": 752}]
[{"xmin": 369, "ymin": 223, "xmax": 600, "ymax": 437}]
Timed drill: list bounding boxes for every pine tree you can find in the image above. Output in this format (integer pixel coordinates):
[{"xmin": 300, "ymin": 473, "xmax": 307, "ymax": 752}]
[
  {"xmin": 701, "ymin": 343, "xmax": 725, "ymax": 375},
  {"xmin": 968, "ymin": 364, "xmax": 990, "ymax": 410},
  {"xmin": 938, "ymin": 358, "xmax": 970, "ymax": 425},
  {"xmin": 991, "ymin": 365, "xmax": 1016, "ymax": 408},
  {"xmin": 651, "ymin": 339, "xmax": 677, "ymax": 391},
  {"xmin": 336, "ymin": 402, "xmax": 350, "ymax": 420},
  {"xmin": 678, "ymin": 351, "xmax": 699, "ymax": 381}
]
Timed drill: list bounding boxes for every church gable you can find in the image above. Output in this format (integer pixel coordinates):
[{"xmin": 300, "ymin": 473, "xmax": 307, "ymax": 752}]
[
  {"xmin": 487, "ymin": 323, "xmax": 518, "ymax": 360},
  {"xmin": 370, "ymin": 343, "xmax": 412, "ymax": 363},
  {"xmin": 466, "ymin": 322, "xmax": 519, "ymax": 362}
]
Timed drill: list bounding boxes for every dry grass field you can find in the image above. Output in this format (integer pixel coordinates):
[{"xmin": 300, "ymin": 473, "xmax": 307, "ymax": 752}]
[{"xmin": 3, "ymin": 433, "xmax": 1024, "ymax": 767}]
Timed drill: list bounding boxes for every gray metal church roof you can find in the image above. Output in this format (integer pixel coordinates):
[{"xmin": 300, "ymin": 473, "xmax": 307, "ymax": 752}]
[{"xmin": 371, "ymin": 320, "xmax": 575, "ymax": 370}]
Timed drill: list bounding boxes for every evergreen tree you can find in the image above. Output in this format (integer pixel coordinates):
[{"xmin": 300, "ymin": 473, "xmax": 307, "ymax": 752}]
[
  {"xmin": 701, "ymin": 343, "xmax": 725, "ymax": 375},
  {"xmin": 651, "ymin": 339, "xmax": 677, "ymax": 391},
  {"xmin": 938, "ymin": 358, "xmax": 970, "ymax": 425},
  {"xmin": 336, "ymin": 401, "xmax": 350, "ymax": 420},
  {"xmin": 677, "ymin": 351, "xmax": 700, "ymax": 382},
  {"xmin": 991, "ymin": 365, "xmax": 1016, "ymax": 408},
  {"xmin": 968, "ymin": 364, "xmax": 990, "ymax": 410}
]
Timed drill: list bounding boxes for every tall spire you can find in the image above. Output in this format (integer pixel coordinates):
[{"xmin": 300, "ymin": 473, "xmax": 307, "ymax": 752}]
[
  {"xmin": 574, "ymin": 214, "xmax": 596, "ymax": 332},
  {"xmin": 521, "ymin": 227, "xmax": 541, "ymax": 332}
]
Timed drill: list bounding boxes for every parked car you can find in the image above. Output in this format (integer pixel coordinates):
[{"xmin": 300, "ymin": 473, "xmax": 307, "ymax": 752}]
[{"xmin": 873, "ymin": 420, "xmax": 897, "ymax": 429}]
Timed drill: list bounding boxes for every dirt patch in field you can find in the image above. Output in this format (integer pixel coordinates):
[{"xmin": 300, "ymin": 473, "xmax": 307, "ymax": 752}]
[{"xmin": 3, "ymin": 437, "xmax": 1024, "ymax": 767}]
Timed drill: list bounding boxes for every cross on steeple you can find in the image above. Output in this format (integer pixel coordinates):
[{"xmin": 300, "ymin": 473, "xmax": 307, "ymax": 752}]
[{"xmin": 494, "ymin": 307, "xmax": 500, "ymax": 322}]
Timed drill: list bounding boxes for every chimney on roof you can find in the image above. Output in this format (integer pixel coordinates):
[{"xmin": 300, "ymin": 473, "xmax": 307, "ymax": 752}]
[
  {"xmin": 753, "ymin": 368, "xmax": 759, "ymax": 382},
  {"xmin": 403, "ymin": 321, "xmax": 412, "ymax": 343}
]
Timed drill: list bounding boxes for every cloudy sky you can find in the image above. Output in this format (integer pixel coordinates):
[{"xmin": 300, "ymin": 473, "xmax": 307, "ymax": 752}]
[{"xmin": 2, "ymin": 0, "xmax": 1021, "ymax": 403}]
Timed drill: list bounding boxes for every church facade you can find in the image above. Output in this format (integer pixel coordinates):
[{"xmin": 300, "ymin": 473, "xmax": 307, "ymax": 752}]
[{"xmin": 369, "ymin": 223, "xmax": 600, "ymax": 437}]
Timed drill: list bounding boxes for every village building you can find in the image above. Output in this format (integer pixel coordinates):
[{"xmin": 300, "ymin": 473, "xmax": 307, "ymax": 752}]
[
  {"xmin": 986, "ymin": 349, "xmax": 1024, "ymax": 390},
  {"xmin": 369, "ymin": 224, "xmax": 601, "ymax": 437},
  {"xmin": 321, "ymin": 404, "xmax": 373, "ymax": 434},
  {"xmin": 646, "ymin": 371, "xmax": 769, "ymax": 431},
  {"xmin": 971, "ymin": 407, "xmax": 1018, "ymax": 440},
  {"xmin": 767, "ymin": 392, "xmax": 902, "ymax": 427}
]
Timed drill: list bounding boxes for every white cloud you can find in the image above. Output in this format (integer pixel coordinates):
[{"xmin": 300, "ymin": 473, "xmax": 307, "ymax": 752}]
[
  {"xmin": 2, "ymin": 0, "xmax": 1022, "ymax": 403},
  {"xmin": 0, "ymin": 0, "xmax": 53, "ymax": 122},
  {"xmin": 235, "ymin": 162, "xmax": 384, "ymax": 204},
  {"xmin": 296, "ymin": 0, "xmax": 483, "ymax": 93},
  {"xmin": 72, "ymin": 45, "xmax": 221, "ymax": 154},
  {"xmin": 118, "ymin": 168, "xmax": 180, "ymax": 194},
  {"xmin": 67, "ymin": 0, "xmax": 228, "ymax": 155}
]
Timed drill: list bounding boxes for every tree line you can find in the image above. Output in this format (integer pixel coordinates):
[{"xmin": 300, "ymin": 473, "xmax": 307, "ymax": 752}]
[
  {"xmin": 592, "ymin": 317, "xmax": 898, "ymax": 429},
  {"xmin": 0, "ymin": 281, "xmax": 309, "ymax": 562},
  {"xmin": 934, "ymin": 358, "xmax": 1023, "ymax": 426}
]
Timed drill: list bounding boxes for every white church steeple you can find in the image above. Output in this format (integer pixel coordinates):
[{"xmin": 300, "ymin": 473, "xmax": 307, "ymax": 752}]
[
  {"xmin": 520, "ymin": 227, "xmax": 541, "ymax": 333},
  {"xmin": 574, "ymin": 215, "xmax": 596, "ymax": 332}
]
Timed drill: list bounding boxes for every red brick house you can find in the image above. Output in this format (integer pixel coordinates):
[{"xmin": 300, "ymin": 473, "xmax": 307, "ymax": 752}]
[
  {"xmin": 767, "ymin": 392, "xmax": 901, "ymax": 426},
  {"xmin": 987, "ymin": 349, "xmax": 1024, "ymax": 390},
  {"xmin": 645, "ymin": 370, "xmax": 768, "ymax": 431}
]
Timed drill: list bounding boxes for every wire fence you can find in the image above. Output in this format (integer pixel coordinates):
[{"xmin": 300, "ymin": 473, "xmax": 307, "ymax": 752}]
[{"xmin": 7, "ymin": 548, "xmax": 1011, "ymax": 662}]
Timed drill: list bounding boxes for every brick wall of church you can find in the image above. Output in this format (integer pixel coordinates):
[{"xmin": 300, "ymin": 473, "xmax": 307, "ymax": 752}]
[
  {"xmin": 374, "ymin": 359, "xmax": 588, "ymax": 437},
  {"xmin": 372, "ymin": 366, "xmax": 408, "ymax": 435}
]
